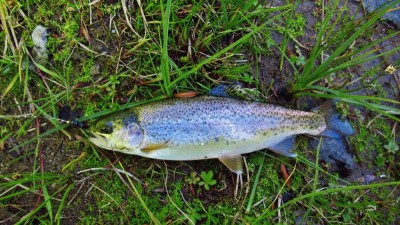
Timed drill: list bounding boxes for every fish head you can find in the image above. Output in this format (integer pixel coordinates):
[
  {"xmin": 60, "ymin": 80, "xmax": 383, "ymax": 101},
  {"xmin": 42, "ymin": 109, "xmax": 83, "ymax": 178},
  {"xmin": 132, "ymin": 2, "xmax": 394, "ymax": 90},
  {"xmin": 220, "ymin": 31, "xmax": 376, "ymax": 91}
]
[{"xmin": 89, "ymin": 113, "xmax": 144, "ymax": 153}]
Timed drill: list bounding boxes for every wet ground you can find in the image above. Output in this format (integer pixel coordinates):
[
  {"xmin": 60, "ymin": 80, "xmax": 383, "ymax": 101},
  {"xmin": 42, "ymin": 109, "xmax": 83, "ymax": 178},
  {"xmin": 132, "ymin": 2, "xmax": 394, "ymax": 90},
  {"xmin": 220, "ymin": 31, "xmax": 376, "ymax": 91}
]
[
  {"xmin": 256, "ymin": 3, "xmax": 400, "ymax": 220},
  {"xmin": 1, "ymin": 0, "xmax": 399, "ymax": 224}
]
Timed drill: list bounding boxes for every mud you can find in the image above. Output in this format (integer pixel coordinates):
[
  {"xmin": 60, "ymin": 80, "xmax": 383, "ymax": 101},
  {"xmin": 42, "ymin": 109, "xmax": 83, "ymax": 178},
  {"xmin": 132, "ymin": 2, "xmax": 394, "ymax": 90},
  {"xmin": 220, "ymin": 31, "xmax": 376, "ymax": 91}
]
[{"xmin": 1, "ymin": 0, "xmax": 399, "ymax": 223}]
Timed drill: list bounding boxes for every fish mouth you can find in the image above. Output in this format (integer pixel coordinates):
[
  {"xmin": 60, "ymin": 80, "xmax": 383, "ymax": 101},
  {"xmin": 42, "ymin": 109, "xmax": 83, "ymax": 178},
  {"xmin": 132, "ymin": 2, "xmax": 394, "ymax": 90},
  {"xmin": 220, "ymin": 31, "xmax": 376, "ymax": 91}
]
[
  {"xmin": 89, "ymin": 132, "xmax": 113, "ymax": 150},
  {"xmin": 89, "ymin": 132, "xmax": 137, "ymax": 153}
]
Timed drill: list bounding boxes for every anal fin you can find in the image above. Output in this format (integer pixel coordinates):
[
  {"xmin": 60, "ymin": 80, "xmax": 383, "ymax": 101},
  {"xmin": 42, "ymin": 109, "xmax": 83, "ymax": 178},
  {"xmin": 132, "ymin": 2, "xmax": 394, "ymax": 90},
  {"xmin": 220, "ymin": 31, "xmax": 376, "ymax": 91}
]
[
  {"xmin": 219, "ymin": 155, "xmax": 243, "ymax": 175},
  {"xmin": 268, "ymin": 136, "xmax": 297, "ymax": 157}
]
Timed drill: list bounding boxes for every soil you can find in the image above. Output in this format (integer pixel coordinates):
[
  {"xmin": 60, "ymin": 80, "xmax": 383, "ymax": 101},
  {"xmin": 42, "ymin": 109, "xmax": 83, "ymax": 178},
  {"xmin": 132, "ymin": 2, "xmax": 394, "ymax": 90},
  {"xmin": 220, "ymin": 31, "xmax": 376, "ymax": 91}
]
[{"xmin": 1, "ymin": 0, "xmax": 399, "ymax": 224}]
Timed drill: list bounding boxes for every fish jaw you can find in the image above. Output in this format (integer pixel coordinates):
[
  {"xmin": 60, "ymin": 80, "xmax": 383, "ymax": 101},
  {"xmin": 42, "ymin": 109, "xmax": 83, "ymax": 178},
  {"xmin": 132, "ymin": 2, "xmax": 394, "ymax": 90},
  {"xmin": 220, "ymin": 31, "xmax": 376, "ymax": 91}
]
[
  {"xmin": 89, "ymin": 132, "xmax": 139, "ymax": 154},
  {"xmin": 89, "ymin": 133, "xmax": 113, "ymax": 150}
]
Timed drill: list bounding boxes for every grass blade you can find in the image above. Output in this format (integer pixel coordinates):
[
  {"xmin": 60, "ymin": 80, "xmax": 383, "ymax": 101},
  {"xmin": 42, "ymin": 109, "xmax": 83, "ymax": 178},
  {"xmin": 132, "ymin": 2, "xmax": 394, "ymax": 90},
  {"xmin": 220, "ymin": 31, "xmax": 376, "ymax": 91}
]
[
  {"xmin": 300, "ymin": 86, "xmax": 400, "ymax": 122},
  {"xmin": 245, "ymin": 155, "xmax": 265, "ymax": 214},
  {"xmin": 169, "ymin": 6, "xmax": 292, "ymax": 87},
  {"xmin": 55, "ymin": 183, "xmax": 75, "ymax": 225},
  {"xmin": 42, "ymin": 185, "xmax": 53, "ymax": 221},
  {"xmin": 160, "ymin": 0, "xmax": 173, "ymax": 97},
  {"xmin": 0, "ymin": 72, "xmax": 19, "ymax": 101},
  {"xmin": 256, "ymin": 181, "xmax": 400, "ymax": 222},
  {"xmin": 292, "ymin": 0, "xmax": 399, "ymax": 93},
  {"xmin": 117, "ymin": 162, "xmax": 161, "ymax": 225}
]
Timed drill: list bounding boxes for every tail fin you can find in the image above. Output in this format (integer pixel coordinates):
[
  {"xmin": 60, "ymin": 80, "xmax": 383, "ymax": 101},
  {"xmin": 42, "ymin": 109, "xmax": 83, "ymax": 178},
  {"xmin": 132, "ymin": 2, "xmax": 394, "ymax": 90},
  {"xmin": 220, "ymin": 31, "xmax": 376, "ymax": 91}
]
[
  {"xmin": 312, "ymin": 100, "xmax": 355, "ymax": 177},
  {"xmin": 318, "ymin": 100, "xmax": 354, "ymax": 138}
]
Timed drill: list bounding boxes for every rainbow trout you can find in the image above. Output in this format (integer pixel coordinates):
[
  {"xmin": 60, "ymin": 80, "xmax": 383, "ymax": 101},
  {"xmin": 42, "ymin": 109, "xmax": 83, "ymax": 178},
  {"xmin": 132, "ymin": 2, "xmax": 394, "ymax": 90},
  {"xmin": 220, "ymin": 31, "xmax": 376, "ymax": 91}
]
[{"xmin": 89, "ymin": 94, "xmax": 351, "ymax": 174}]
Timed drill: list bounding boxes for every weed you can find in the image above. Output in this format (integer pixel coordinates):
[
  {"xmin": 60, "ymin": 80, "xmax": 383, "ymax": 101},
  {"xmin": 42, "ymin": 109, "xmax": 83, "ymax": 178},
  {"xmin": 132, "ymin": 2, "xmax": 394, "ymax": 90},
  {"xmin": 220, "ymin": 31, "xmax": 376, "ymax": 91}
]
[
  {"xmin": 385, "ymin": 141, "xmax": 399, "ymax": 154},
  {"xmin": 289, "ymin": 45, "xmax": 306, "ymax": 67},
  {"xmin": 203, "ymin": 205, "xmax": 222, "ymax": 225},
  {"xmin": 198, "ymin": 171, "xmax": 217, "ymax": 191},
  {"xmin": 1, "ymin": 0, "xmax": 399, "ymax": 224},
  {"xmin": 185, "ymin": 171, "xmax": 201, "ymax": 186},
  {"xmin": 287, "ymin": 13, "xmax": 306, "ymax": 37},
  {"xmin": 185, "ymin": 205, "xmax": 203, "ymax": 224}
]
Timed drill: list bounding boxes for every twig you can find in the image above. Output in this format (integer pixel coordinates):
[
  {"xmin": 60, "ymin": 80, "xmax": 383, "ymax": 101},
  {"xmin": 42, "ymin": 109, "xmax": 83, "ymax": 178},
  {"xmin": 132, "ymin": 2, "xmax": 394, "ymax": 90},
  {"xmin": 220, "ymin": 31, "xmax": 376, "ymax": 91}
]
[
  {"xmin": 280, "ymin": 163, "xmax": 290, "ymax": 187},
  {"xmin": 252, "ymin": 160, "xmax": 298, "ymax": 208},
  {"xmin": 121, "ymin": 0, "xmax": 141, "ymax": 38},
  {"xmin": 136, "ymin": 0, "xmax": 148, "ymax": 36},
  {"xmin": 90, "ymin": 182, "xmax": 126, "ymax": 216},
  {"xmin": 1, "ymin": 177, "xmax": 61, "ymax": 201},
  {"xmin": 33, "ymin": 118, "xmax": 44, "ymax": 210},
  {"xmin": 0, "ymin": 212, "xmax": 19, "ymax": 224},
  {"xmin": 88, "ymin": 0, "xmax": 100, "ymax": 6},
  {"xmin": 0, "ymin": 114, "xmax": 34, "ymax": 119},
  {"xmin": 67, "ymin": 181, "xmax": 86, "ymax": 205},
  {"xmin": 11, "ymin": 98, "xmax": 23, "ymax": 116},
  {"xmin": 164, "ymin": 162, "xmax": 195, "ymax": 225},
  {"xmin": 77, "ymin": 167, "xmax": 142, "ymax": 184}
]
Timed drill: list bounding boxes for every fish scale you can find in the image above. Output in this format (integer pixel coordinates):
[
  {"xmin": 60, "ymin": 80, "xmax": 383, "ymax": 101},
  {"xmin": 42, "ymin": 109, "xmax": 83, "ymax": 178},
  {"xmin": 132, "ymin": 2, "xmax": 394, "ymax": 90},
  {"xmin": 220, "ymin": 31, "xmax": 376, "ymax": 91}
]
[{"xmin": 89, "ymin": 95, "xmax": 326, "ymax": 174}]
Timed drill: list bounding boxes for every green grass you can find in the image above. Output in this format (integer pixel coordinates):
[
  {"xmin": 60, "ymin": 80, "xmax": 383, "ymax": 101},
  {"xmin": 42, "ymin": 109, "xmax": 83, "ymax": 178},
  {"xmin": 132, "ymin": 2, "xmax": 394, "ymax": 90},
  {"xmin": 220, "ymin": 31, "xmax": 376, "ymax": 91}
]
[
  {"xmin": 1, "ymin": 0, "xmax": 399, "ymax": 224},
  {"xmin": 290, "ymin": 0, "xmax": 400, "ymax": 121}
]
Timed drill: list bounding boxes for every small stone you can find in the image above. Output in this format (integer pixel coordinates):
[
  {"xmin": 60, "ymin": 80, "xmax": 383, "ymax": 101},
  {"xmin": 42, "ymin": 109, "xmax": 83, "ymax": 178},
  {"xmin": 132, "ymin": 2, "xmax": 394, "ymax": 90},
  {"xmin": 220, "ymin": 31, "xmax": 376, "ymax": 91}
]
[
  {"xmin": 362, "ymin": 0, "xmax": 400, "ymax": 26},
  {"xmin": 90, "ymin": 64, "xmax": 101, "ymax": 76},
  {"xmin": 311, "ymin": 137, "xmax": 355, "ymax": 177},
  {"xmin": 32, "ymin": 25, "xmax": 48, "ymax": 49},
  {"xmin": 31, "ymin": 25, "xmax": 49, "ymax": 64}
]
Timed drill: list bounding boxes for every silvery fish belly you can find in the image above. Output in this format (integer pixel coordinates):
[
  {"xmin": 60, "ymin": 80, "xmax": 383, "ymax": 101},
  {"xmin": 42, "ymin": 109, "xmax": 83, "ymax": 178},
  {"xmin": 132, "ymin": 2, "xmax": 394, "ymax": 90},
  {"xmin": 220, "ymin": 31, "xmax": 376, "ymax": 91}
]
[{"xmin": 89, "ymin": 96, "xmax": 326, "ymax": 174}]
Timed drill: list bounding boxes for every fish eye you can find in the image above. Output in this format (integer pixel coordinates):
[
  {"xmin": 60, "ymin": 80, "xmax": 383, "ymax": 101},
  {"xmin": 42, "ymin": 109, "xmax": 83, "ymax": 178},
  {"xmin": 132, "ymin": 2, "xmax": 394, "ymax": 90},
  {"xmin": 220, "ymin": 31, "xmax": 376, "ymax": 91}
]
[{"xmin": 99, "ymin": 122, "xmax": 113, "ymax": 134}]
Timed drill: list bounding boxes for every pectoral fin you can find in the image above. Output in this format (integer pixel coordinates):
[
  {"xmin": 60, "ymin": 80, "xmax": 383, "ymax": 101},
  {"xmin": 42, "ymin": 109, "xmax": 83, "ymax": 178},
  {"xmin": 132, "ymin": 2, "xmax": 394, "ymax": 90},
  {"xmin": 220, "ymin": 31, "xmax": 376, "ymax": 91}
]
[
  {"xmin": 268, "ymin": 136, "xmax": 297, "ymax": 157},
  {"xmin": 219, "ymin": 155, "xmax": 243, "ymax": 175},
  {"xmin": 141, "ymin": 143, "xmax": 167, "ymax": 152}
]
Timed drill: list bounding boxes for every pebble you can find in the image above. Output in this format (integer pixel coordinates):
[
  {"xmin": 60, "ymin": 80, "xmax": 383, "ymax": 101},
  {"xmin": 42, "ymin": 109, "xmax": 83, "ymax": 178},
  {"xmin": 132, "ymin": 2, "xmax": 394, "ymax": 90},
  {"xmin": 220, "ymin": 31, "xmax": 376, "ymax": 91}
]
[
  {"xmin": 90, "ymin": 63, "xmax": 101, "ymax": 76},
  {"xmin": 362, "ymin": 0, "xmax": 400, "ymax": 26}
]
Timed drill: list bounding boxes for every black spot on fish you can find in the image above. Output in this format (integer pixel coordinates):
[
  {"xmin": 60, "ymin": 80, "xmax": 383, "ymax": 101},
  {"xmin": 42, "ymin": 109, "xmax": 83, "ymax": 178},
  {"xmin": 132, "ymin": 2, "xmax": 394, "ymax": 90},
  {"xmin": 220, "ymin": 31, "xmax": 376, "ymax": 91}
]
[{"xmin": 215, "ymin": 137, "xmax": 219, "ymax": 142}]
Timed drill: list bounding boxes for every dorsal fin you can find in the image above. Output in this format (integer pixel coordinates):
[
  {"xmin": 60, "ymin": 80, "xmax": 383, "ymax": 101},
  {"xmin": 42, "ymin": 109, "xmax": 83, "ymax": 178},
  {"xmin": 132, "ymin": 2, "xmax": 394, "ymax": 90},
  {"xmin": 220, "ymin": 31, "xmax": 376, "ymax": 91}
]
[
  {"xmin": 208, "ymin": 82, "xmax": 263, "ymax": 101},
  {"xmin": 208, "ymin": 83, "xmax": 235, "ymax": 97}
]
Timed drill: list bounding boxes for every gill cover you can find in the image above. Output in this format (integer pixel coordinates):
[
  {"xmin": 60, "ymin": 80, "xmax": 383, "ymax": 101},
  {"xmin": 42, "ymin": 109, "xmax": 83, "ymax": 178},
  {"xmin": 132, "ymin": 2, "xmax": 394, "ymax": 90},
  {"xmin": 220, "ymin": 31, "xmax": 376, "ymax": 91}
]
[{"xmin": 89, "ymin": 113, "xmax": 144, "ymax": 151}]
